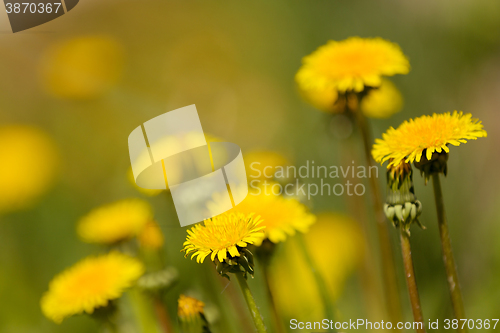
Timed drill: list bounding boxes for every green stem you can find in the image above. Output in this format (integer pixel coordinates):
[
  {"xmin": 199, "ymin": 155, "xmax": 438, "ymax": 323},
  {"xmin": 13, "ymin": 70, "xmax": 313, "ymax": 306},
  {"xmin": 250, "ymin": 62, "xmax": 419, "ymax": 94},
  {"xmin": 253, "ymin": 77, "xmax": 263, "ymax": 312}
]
[
  {"xmin": 153, "ymin": 297, "xmax": 174, "ymax": 333},
  {"xmin": 399, "ymin": 228, "xmax": 426, "ymax": 333},
  {"xmin": 262, "ymin": 265, "xmax": 287, "ymax": 333},
  {"xmin": 234, "ymin": 271, "xmax": 268, "ymax": 333},
  {"xmin": 296, "ymin": 233, "xmax": 337, "ymax": 333},
  {"xmin": 431, "ymin": 173, "xmax": 467, "ymax": 332},
  {"xmin": 354, "ymin": 107, "xmax": 404, "ymax": 328},
  {"xmin": 127, "ymin": 289, "xmax": 163, "ymax": 333}
]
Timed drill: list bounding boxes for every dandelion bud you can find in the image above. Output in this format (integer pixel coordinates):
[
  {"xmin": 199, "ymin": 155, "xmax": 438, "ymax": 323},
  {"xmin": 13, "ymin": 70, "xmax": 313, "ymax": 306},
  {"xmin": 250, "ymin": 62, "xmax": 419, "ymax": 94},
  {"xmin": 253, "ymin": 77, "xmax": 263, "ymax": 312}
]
[
  {"xmin": 178, "ymin": 295, "xmax": 211, "ymax": 333},
  {"xmin": 384, "ymin": 162, "xmax": 425, "ymax": 233}
]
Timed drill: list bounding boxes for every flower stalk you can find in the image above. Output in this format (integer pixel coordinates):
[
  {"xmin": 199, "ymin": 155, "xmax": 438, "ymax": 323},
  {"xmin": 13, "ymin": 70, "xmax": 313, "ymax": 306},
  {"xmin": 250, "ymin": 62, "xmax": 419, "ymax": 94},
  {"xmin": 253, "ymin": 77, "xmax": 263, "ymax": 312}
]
[
  {"xmin": 399, "ymin": 227, "xmax": 426, "ymax": 333},
  {"xmin": 352, "ymin": 101, "xmax": 404, "ymax": 327},
  {"xmin": 255, "ymin": 240, "xmax": 286, "ymax": 333},
  {"xmin": 235, "ymin": 271, "xmax": 268, "ymax": 333},
  {"xmin": 432, "ymin": 173, "xmax": 468, "ymax": 332},
  {"xmin": 262, "ymin": 266, "xmax": 286, "ymax": 333},
  {"xmin": 383, "ymin": 161, "xmax": 426, "ymax": 332},
  {"xmin": 153, "ymin": 298, "xmax": 174, "ymax": 333}
]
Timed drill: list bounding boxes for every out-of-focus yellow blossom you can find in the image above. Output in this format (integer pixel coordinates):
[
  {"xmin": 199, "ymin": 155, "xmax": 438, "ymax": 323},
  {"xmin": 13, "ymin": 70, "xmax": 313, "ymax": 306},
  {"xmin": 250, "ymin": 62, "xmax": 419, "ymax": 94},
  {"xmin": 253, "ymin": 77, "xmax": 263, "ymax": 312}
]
[
  {"xmin": 182, "ymin": 212, "xmax": 265, "ymax": 263},
  {"xmin": 0, "ymin": 125, "xmax": 58, "ymax": 213},
  {"xmin": 298, "ymin": 83, "xmax": 339, "ymax": 113},
  {"xmin": 270, "ymin": 213, "xmax": 364, "ymax": 320},
  {"xmin": 299, "ymin": 78, "xmax": 403, "ymax": 118},
  {"xmin": 230, "ymin": 190, "xmax": 315, "ymax": 244},
  {"xmin": 40, "ymin": 35, "xmax": 124, "ymax": 99},
  {"xmin": 178, "ymin": 294, "xmax": 205, "ymax": 320},
  {"xmin": 360, "ymin": 79, "xmax": 403, "ymax": 118},
  {"xmin": 296, "ymin": 37, "xmax": 409, "ymax": 93},
  {"xmin": 244, "ymin": 150, "xmax": 289, "ymax": 180},
  {"xmin": 41, "ymin": 252, "xmax": 144, "ymax": 323},
  {"xmin": 138, "ymin": 221, "xmax": 164, "ymax": 250},
  {"xmin": 372, "ymin": 111, "xmax": 487, "ymax": 167},
  {"xmin": 127, "ymin": 168, "xmax": 163, "ymax": 196},
  {"xmin": 77, "ymin": 199, "xmax": 152, "ymax": 244}
]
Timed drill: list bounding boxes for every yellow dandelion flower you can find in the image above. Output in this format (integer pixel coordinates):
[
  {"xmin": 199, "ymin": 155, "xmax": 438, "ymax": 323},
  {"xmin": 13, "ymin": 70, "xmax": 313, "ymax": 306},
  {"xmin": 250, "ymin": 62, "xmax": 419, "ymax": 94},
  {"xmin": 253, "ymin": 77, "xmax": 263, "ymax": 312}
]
[
  {"xmin": 78, "ymin": 199, "xmax": 152, "ymax": 244},
  {"xmin": 127, "ymin": 167, "xmax": 163, "ymax": 196},
  {"xmin": 231, "ymin": 190, "xmax": 316, "ymax": 244},
  {"xmin": 298, "ymin": 82, "xmax": 339, "ymax": 113},
  {"xmin": 138, "ymin": 221, "xmax": 164, "ymax": 250},
  {"xmin": 182, "ymin": 212, "xmax": 265, "ymax": 263},
  {"xmin": 270, "ymin": 213, "xmax": 364, "ymax": 320},
  {"xmin": 41, "ymin": 252, "xmax": 144, "ymax": 323},
  {"xmin": 360, "ymin": 79, "xmax": 403, "ymax": 118},
  {"xmin": 296, "ymin": 37, "xmax": 409, "ymax": 93},
  {"xmin": 40, "ymin": 35, "xmax": 124, "ymax": 99},
  {"xmin": 372, "ymin": 111, "xmax": 487, "ymax": 167},
  {"xmin": 178, "ymin": 294, "xmax": 205, "ymax": 320},
  {"xmin": 299, "ymin": 78, "xmax": 403, "ymax": 118},
  {"xmin": 0, "ymin": 125, "xmax": 58, "ymax": 213}
]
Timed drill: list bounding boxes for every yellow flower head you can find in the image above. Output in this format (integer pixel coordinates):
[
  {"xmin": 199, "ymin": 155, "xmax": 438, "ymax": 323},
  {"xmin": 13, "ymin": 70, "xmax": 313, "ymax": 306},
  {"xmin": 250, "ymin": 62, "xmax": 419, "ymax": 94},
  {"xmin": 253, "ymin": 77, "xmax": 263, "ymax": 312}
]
[
  {"xmin": 299, "ymin": 78, "xmax": 403, "ymax": 118},
  {"xmin": 138, "ymin": 221, "xmax": 164, "ymax": 250},
  {"xmin": 296, "ymin": 37, "xmax": 409, "ymax": 93},
  {"xmin": 41, "ymin": 252, "xmax": 144, "ymax": 323},
  {"xmin": 40, "ymin": 35, "xmax": 124, "ymax": 99},
  {"xmin": 360, "ymin": 79, "xmax": 403, "ymax": 118},
  {"xmin": 78, "ymin": 199, "xmax": 153, "ymax": 244},
  {"xmin": 372, "ymin": 111, "xmax": 487, "ymax": 167},
  {"xmin": 127, "ymin": 168, "xmax": 163, "ymax": 196},
  {"xmin": 0, "ymin": 125, "xmax": 58, "ymax": 213},
  {"xmin": 231, "ymin": 190, "xmax": 316, "ymax": 244},
  {"xmin": 178, "ymin": 294, "xmax": 205, "ymax": 320},
  {"xmin": 182, "ymin": 212, "xmax": 265, "ymax": 263},
  {"xmin": 270, "ymin": 213, "xmax": 364, "ymax": 320}
]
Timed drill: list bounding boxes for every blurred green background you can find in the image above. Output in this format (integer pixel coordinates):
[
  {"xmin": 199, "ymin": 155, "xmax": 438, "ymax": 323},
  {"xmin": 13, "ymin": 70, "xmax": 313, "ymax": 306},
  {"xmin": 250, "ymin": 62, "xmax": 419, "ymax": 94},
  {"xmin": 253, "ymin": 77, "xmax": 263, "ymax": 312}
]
[{"xmin": 0, "ymin": 0, "xmax": 499, "ymax": 332}]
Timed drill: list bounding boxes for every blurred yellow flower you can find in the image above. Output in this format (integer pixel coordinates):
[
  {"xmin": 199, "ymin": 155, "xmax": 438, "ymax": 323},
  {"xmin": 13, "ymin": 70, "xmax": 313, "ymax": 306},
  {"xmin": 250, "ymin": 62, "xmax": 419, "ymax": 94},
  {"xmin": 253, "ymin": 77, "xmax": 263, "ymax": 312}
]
[
  {"xmin": 231, "ymin": 190, "xmax": 315, "ymax": 244},
  {"xmin": 372, "ymin": 111, "xmax": 487, "ymax": 167},
  {"xmin": 127, "ymin": 167, "xmax": 163, "ymax": 196},
  {"xmin": 270, "ymin": 213, "xmax": 364, "ymax": 320},
  {"xmin": 360, "ymin": 79, "xmax": 403, "ymax": 118},
  {"xmin": 296, "ymin": 37, "xmax": 409, "ymax": 93},
  {"xmin": 299, "ymin": 78, "xmax": 403, "ymax": 118},
  {"xmin": 178, "ymin": 294, "xmax": 205, "ymax": 320},
  {"xmin": 138, "ymin": 221, "xmax": 164, "ymax": 250},
  {"xmin": 40, "ymin": 35, "xmax": 124, "ymax": 99},
  {"xmin": 41, "ymin": 252, "xmax": 144, "ymax": 323},
  {"xmin": 0, "ymin": 125, "xmax": 58, "ymax": 213},
  {"xmin": 182, "ymin": 212, "xmax": 265, "ymax": 263},
  {"xmin": 77, "ymin": 199, "xmax": 152, "ymax": 244},
  {"xmin": 244, "ymin": 150, "xmax": 289, "ymax": 180},
  {"xmin": 298, "ymin": 82, "xmax": 339, "ymax": 113}
]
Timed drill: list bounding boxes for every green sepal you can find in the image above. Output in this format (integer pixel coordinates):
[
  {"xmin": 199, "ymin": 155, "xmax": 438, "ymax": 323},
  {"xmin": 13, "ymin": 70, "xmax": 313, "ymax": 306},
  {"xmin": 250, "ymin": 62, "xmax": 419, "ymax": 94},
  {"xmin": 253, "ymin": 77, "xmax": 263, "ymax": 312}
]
[
  {"xmin": 213, "ymin": 246, "xmax": 256, "ymax": 280},
  {"xmin": 414, "ymin": 150, "xmax": 449, "ymax": 184}
]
